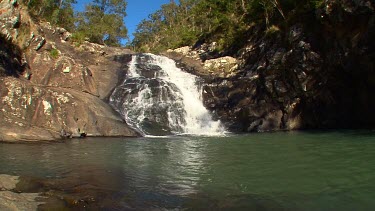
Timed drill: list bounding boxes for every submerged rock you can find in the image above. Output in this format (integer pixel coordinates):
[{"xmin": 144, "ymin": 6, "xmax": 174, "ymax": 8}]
[{"xmin": 0, "ymin": 174, "xmax": 42, "ymax": 211}]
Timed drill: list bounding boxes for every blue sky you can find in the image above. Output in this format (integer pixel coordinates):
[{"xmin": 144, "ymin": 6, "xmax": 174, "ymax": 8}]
[{"xmin": 74, "ymin": 0, "xmax": 171, "ymax": 43}]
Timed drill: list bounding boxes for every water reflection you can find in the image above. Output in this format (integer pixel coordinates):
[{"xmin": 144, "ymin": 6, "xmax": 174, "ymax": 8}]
[
  {"xmin": 119, "ymin": 137, "xmax": 209, "ymax": 197},
  {"xmin": 0, "ymin": 131, "xmax": 375, "ymax": 210}
]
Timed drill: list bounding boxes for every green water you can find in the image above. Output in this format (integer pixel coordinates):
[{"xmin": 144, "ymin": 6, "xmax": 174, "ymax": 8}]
[{"xmin": 1, "ymin": 131, "xmax": 375, "ymax": 210}]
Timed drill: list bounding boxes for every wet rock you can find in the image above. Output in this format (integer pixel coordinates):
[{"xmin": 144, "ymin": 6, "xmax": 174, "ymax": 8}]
[
  {"xmin": 0, "ymin": 175, "xmax": 19, "ymax": 190},
  {"xmin": 0, "ymin": 191, "xmax": 42, "ymax": 211},
  {"xmin": 60, "ymin": 129, "xmax": 72, "ymax": 139},
  {"xmin": 133, "ymin": 54, "xmax": 164, "ymax": 78},
  {"xmin": 110, "ymin": 76, "xmax": 185, "ymax": 135},
  {"xmin": 248, "ymin": 110, "xmax": 283, "ymax": 132},
  {"xmin": 0, "ymin": 174, "xmax": 42, "ymax": 211},
  {"xmin": 163, "ymin": 51, "xmax": 207, "ymax": 78}
]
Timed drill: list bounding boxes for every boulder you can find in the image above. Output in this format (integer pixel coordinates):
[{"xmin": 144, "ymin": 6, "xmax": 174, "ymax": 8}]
[
  {"xmin": 0, "ymin": 77, "xmax": 139, "ymax": 142},
  {"xmin": 203, "ymin": 56, "xmax": 238, "ymax": 78}
]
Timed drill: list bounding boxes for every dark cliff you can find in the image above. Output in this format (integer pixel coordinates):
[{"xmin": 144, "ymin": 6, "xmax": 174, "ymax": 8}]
[{"xmin": 168, "ymin": 0, "xmax": 375, "ymax": 132}]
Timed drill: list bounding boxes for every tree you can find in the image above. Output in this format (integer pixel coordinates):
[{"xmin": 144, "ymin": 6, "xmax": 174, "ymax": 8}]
[
  {"xmin": 52, "ymin": 0, "xmax": 76, "ymax": 31},
  {"xmin": 131, "ymin": 0, "xmax": 314, "ymax": 53},
  {"xmin": 76, "ymin": 0, "xmax": 128, "ymax": 46},
  {"xmin": 25, "ymin": 0, "xmax": 76, "ymax": 31}
]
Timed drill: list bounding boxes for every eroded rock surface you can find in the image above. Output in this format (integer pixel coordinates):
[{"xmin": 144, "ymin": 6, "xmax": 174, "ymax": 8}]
[
  {"xmin": 0, "ymin": 0, "xmax": 139, "ymax": 141},
  {"xmin": 0, "ymin": 77, "xmax": 138, "ymax": 141}
]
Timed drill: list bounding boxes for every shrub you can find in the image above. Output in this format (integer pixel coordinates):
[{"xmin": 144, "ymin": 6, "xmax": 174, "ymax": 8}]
[
  {"xmin": 71, "ymin": 32, "xmax": 86, "ymax": 46},
  {"xmin": 50, "ymin": 48, "xmax": 59, "ymax": 59}
]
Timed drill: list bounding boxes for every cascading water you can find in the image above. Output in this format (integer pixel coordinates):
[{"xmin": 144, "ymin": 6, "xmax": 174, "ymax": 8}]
[{"xmin": 109, "ymin": 53, "xmax": 225, "ymax": 136}]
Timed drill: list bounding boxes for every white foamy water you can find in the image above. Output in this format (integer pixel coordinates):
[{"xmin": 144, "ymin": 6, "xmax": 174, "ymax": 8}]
[
  {"xmin": 110, "ymin": 54, "xmax": 226, "ymax": 136},
  {"xmin": 147, "ymin": 54, "xmax": 225, "ymax": 136},
  {"xmin": 127, "ymin": 55, "xmax": 140, "ymax": 77}
]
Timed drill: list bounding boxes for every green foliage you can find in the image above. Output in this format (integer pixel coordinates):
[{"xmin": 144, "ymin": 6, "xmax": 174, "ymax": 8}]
[
  {"xmin": 311, "ymin": 0, "xmax": 325, "ymax": 9},
  {"xmin": 75, "ymin": 0, "xmax": 128, "ymax": 46},
  {"xmin": 50, "ymin": 48, "xmax": 59, "ymax": 59},
  {"xmin": 131, "ymin": 0, "xmax": 256, "ymax": 52},
  {"xmin": 24, "ymin": 0, "xmax": 76, "ymax": 31},
  {"xmin": 23, "ymin": 0, "xmax": 128, "ymax": 47},
  {"xmin": 71, "ymin": 31, "xmax": 86, "ymax": 46},
  {"xmin": 131, "ymin": 0, "xmax": 323, "ymax": 53}
]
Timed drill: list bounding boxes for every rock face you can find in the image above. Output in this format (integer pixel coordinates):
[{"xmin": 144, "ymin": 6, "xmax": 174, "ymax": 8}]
[
  {"xmin": 0, "ymin": 77, "xmax": 137, "ymax": 141},
  {"xmin": 166, "ymin": 44, "xmax": 239, "ymax": 78},
  {"xmin": 203, "ymin": 56, "xmax": 238, "ymax": 78},
  {"xmin": 0, "ymin": 174, "xmax": 42, "ymax": 211},
  {"xmin": 0, "ymin": 0, "xmax": 139, "ymax": 141},
  {"xmin": 168, "ymin": 0, "xmax": 375, "ymax": 132}
]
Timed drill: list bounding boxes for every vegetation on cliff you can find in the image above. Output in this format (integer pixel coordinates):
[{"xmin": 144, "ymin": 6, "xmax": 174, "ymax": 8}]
[
  {"xmin": 25, "ymin": 0, "xmax": 77, "ymax": 31},
  {"xmin": 24, "ymin": 0, "xmax": 128, "ymax": 46},
  {"xmin": 22, "ymin": 0, "xmax": 326, "ymax": 50},
  {"xmin": 131, "ymin": 0, "xmax": 324, "ymax": 53}
]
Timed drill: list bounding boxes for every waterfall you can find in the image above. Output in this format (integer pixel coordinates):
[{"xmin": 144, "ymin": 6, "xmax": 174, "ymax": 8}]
[{"xmin": 110, "ymin": 53, "xmax": 225, "ymax": 136}]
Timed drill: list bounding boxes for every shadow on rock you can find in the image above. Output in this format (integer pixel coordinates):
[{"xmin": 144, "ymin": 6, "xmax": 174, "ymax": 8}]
[{"xmin": 0, "ymin": 34, "xmax": 26, "ymax": 77}]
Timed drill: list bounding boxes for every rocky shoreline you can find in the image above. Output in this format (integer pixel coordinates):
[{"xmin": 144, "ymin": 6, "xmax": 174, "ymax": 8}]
[{"xmin": 0, "ymin": 171, "xmax": 125, "ymax": 210}]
